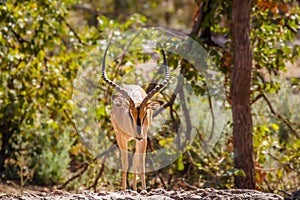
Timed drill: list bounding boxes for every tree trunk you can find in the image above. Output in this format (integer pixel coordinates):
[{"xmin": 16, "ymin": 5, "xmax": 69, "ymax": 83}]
[{"xmin": 231, "ymin": 0, "xmax": 255, "ymax": 189}]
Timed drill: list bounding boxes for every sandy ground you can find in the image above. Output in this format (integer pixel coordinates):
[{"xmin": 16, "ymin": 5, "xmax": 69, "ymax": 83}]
[{"xmin": 0, "ymin": 182, "xmax": 285, "ymax": 200}]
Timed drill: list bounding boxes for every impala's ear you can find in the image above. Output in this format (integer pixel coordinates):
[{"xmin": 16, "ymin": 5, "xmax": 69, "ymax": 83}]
[
  {"xmin": 112, "ymin": 95, "xmax": 128, "ymax": 106},
  {"xmin": 147, "ymin": 100, "xmax": 163, "ymax": 110}
]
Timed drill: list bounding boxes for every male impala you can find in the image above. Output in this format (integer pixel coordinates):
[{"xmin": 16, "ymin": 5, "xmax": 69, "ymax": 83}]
[{"xmin": 102, "ymin": 42, "xmax": 169, "ymax": 191}]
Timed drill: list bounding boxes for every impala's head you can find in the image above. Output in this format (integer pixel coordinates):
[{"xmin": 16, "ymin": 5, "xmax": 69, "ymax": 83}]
[{"xmin": 103, "ymin": 41, "xmax": 169, "ymax": 140}]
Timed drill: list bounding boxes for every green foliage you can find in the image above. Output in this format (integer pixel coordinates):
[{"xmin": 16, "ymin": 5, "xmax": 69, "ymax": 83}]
[
  {"xmin": 252, "ymin": 1, "xmax": 300, "ymax": 95},
  {"xmin": 0, "ymin": 0, "xmax": 85, "ymax": 185},
  {"xmin": 32, "ymin": 128, "xmax": 73, "ymax": 185},
  {"xmin": 253, "ymin": 81, "xmax": 300, "ymax": 192},
  {"xmin": 0, "ymin": 0, "xmax": 299, "ymax": 195},
  {"xmin": 176, "ymin": 0, "xmax": 300, "ymax": 192}
]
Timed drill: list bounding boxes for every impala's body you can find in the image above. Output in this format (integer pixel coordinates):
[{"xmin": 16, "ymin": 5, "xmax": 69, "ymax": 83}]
[
  {"xmin": 111, "ymin": 85, "xmax": 157, "ymax": 140},
  {"xmin": 102, "ymin": 42, "xmax": 169, "ymax": 191},
  {"xmin": 110, "ymin": 85, "xmax": 161, "ymax": 190}
]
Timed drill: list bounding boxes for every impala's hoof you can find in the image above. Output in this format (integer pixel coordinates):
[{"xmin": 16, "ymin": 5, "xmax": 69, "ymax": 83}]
[{"xmin": 140, "ymin": 190, "xmax": 147, "ymax": 195}]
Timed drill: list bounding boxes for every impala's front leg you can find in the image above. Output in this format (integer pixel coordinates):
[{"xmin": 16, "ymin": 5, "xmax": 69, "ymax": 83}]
[
  {"xmin": 116, "ymin": 133, "xmax": 128, "ymax": 190},
  {"xmin": 133, "ymin": 138, "xmax": 147, "ymax": 191}
]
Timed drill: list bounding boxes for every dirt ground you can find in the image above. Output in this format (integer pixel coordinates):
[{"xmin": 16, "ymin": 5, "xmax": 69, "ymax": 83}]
[{"xmin": 0, "ymin": 182, "xmax": 285, "ymax": 200}]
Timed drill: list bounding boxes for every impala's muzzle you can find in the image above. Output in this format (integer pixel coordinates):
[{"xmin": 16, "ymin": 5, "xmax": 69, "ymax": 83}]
[
  {"xmin": 136, "ymin": 125, "xmax": 143, "ymax": 140},
  {"xmin": 135, "ymin": 107, "xmax": 144, "ymax": 140}
]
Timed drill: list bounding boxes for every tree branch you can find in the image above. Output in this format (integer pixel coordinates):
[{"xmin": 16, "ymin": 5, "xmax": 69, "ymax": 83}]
[
  {"xmin": 58, "ymin": 162, "xmax": 89, "ymax": 189},
  {"xmin": 88, "ymin": 156, "xmax": 108, "ymax": 191},
  {"xmin": 189, "ymin": 2, "xmax": 205, "ymax": 37},
  {"xmin": 59, "ymin": 15, "xmax": 88, "ymax": 46},
  {"xmin": 251, "ymin": 94, "xmax": 263, "ymax": 105},
  {"xmin": 94, "ymin": 142, "xmax": 118, "ymax": 161},
  {"xmin": 261, "ymin": 93, "xmax": 299, "ymax": 139},
  {"xmin": 11, "ymin": 29, "xmax": 30, "ymax": 44}
]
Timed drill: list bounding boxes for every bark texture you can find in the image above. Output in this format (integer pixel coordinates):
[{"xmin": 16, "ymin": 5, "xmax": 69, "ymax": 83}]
[{"xmin": 231, "ymin": 0, "xmax": 256, "ymax": 189}]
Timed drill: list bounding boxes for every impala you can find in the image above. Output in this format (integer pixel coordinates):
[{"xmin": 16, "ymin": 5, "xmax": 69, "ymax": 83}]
[{"xmin": 102, "ymin": 42, "xmax": 169, "ymax": 191}]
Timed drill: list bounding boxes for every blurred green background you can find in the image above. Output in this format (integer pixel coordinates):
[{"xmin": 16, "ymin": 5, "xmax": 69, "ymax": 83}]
[{"xmin": 0, "ymin": 0, "xmax": 299, "ymax": 196}]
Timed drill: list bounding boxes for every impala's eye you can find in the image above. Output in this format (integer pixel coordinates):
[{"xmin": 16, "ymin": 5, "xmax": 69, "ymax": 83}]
[
  {"xmin": 142, "ymin": 113, "xmax": 147, "ymax": 123},
  {"xmin": 128, "ymin": 111, "xmax": 134, "ymax": 125}
]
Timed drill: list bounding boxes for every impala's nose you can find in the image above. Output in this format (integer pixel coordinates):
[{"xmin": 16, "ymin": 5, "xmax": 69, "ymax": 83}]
[
  {"xmin": 136, "ymin": 126, "xmax": 143, "ymax": 140},
  {"xmin": 136, "ymin": 135, "xmax": 144, "ymax": 140}
]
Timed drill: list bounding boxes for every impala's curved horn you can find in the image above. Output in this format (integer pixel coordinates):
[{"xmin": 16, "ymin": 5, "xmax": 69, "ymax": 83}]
[
  {"xmin": 140, "ymin": 48, "xmax": 169, "ymax": 108},
  {"xmin": 102, "ymin": 41, "xmax": 135, "ymax": 106}
]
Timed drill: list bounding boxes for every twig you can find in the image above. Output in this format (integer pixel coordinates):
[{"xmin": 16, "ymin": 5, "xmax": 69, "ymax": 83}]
[
  {"xmin": 167, "ymin": 174, "xmax": 173, "ymax": 189},
  {"xmin": 58, "ymin": 162, "xmax": 89, "ymax": 189},
  {"xmin": 189, "ymin": 2, "xmax": 204, "ymax": 37},
  {"xmin": 11, "ymin": 29, "xmax": 30, "ymax": 44},
  {"xmin": 63, "ymin": 109, "xmax": 80, "ymax": 138},
  {"xmin": 158, "ymin": 171, "xmax": 167, "ymax": 189},
  {"xmin": 185, "ymin": 150, "xmax": 216, "ymax": 178},
  {"xmin": 251, "ymin": 94, "xmax": 263, "ymax": 105},
  {"xmin": 58, "ymin": 142, "xmax": 117, "ymax": 189},
  {"xmin": 153, "ymin": 80, "xmax": 180, "ymax": 118},
  {"xmin": 261, "ymin": 93, "xmax": 299, "ymax": 139},
  {"xmin": 88, "ymin": 156, "xmax": 108, "ymax": 191},
  {"xmin": 147, "ymin": 141, "xmax": 167, "ymax": 189},
  {"xmin": 255, "ymin": 165, "xmax": 282, "ymax": 172},
  {"xmin": 278, "ymin": 189, "xmax": 292, "ymax": 197},
  {"xmin": 178, "ymin": 85, "xmax": 192, "ymax": 144},
  {"xmin": 189, "ymin": 0, "xmax": 214, "ymax": 39},
  {"xmin": 263, "ymin": 178, "xmax": 274, "ymax": 193},
  {"xmin": 94, "ymin": 141, "xmax": 118, "ymax": 161},
  {"xmin": 203, "ymin": 81, "xmax": 215, "ymax": 143},
  {"xmin": 59, "ymin": 15, "xmax": 88, "ymax": 46}
]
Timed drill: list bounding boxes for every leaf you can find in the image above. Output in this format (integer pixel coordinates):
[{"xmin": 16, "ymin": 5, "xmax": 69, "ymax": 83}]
[
  {"xmin": 234, "ymin": 169, "xmax": 246, "ymax": 177},
  {"xmin": 270, "ymin": 123, "xmax": 279, "ymax": 131},
  {"xmin": 177, "ymin": 155, "xmax": 185, "ymax": 171}
]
